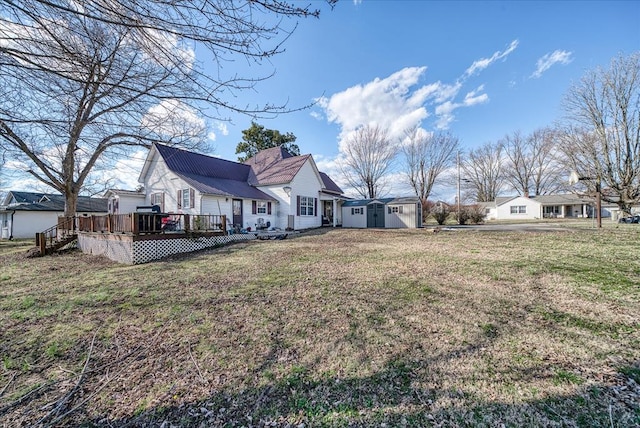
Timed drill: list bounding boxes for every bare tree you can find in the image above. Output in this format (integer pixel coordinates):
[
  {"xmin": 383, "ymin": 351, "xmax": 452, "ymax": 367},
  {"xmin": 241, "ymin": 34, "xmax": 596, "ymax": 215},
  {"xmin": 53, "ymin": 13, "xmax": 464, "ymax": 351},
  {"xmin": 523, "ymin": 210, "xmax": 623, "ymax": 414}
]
[
  {"xmin": 0, "ymin": 1, "xmax": 334, "ymax": 215},
  {"xmin": 340, "ymin": 125, "xmax": 398, "ymax": 198},
  {"xmin": 529, "ymin": 128, "xmax": 565, "ymax": 195},
  {"xmin": 560, "ymin": 53, "xmax": 640, "ymax": 215},
  {"xmin": 401, "ymin": 126, "xmax": 458, "ymax": 216},
  {"xmin": 501, "ymin": 131, "xmax": 531, "ymax": 196},
  {"xmin": 502, "ymin": 128, "xmax": 564, "ymax": 196},
  {"xmin": 461, "ymin": 142, "xmax": 505, "ymax": 202}
]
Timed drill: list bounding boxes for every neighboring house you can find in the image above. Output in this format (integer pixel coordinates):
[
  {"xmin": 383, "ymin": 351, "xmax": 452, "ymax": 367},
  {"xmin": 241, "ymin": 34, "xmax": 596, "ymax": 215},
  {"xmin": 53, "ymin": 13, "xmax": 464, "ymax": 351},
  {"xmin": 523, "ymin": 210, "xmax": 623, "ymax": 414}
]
[
  {"xmin": 137, "ymin": 143, "xmax": 346, "ymax": 231},
  {"xmin": 342, "ymin": 197, "xmax": 422, "ymax": 229},
  {"xmin": 0, "ymin": 191, "xmax": 108, "ymax": 239},
  {"xmin": 104, "ymin": 189, "xmax": 146, "ymax": 214},
  {"xmin": 476, "ymin": 201, "xmax": 497, "ymax": 221},
  {"xmin": 483, "ymin": 193, "xmax": 617, "ymax": 221}
]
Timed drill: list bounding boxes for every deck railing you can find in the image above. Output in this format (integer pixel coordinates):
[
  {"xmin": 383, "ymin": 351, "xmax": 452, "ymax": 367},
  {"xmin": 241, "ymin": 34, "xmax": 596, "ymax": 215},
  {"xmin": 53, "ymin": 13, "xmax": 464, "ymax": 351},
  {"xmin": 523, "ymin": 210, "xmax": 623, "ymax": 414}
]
[
  {"xmin": 35, "ymin": 216, "xmax": 77, "ymax": 255},
  {"xmin": 76, "ymin": 213, "xmax": 227, "ymax": 235}
]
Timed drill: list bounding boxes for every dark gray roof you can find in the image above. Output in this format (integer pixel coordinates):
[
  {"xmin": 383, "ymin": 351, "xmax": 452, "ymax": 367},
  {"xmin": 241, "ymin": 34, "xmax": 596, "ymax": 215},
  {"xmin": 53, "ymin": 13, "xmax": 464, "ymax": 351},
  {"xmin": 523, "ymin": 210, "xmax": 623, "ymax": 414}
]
[
  {"xmin": 4, "ymin": 191, "xmax": 48, "ymax": 205},
  {"xmin": 155, "ymin": 143, "xmax": 274, "ymax": 200},
  {"xmin": 1, "ymin": 194, "xmax": 107, "ymax": 212}
]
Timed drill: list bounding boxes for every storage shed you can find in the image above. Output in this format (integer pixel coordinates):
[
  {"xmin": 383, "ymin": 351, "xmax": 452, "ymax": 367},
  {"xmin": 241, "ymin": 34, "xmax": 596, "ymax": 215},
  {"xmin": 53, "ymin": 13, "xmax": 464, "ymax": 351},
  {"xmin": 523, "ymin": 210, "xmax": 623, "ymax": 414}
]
[{"xmin": 342, "ymin": 197, "xmax": 422, "ymax": 229}]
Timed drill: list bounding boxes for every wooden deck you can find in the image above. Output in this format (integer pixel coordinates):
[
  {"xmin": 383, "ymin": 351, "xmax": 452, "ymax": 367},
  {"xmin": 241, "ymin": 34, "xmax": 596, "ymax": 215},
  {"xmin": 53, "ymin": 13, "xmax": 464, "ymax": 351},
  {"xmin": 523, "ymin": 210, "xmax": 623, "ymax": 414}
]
[{"xmin": 36, "ymin": 214, "xmax": 227, "ymax": 256}]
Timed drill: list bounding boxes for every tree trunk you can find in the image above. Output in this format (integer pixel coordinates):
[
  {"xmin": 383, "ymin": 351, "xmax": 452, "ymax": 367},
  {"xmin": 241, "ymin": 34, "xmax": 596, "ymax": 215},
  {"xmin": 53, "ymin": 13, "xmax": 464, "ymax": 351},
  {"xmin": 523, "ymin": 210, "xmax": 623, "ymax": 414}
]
[{"xmin": 65, "ymin": 191, "xmax": 78, "ymax": 217}]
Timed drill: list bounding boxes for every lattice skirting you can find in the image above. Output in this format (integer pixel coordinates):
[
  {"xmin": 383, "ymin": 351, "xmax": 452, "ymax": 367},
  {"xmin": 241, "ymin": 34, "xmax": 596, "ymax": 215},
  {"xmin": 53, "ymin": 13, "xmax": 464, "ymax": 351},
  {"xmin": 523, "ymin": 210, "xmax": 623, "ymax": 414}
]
[{"xmin": 77, "ymin": 233, "xmax": 256, "ymax": 264}]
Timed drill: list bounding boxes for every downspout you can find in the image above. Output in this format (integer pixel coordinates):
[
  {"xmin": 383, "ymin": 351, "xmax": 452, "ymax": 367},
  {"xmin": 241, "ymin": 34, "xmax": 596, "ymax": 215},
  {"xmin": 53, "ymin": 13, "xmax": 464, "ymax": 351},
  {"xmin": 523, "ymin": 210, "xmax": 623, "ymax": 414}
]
[{"xmin": 9, "ymin": 210, "xmax": 15, "ymax": 240}]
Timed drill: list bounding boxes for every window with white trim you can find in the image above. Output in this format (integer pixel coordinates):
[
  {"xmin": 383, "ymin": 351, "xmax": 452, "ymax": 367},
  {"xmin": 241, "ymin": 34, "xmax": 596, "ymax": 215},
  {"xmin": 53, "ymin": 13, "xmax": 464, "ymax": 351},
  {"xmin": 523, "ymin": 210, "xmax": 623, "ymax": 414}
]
[
  {"xmin": 510, "ymin": 205, "xmax": 527, "ymax": 214},
  {"xmin": 177, "ymin": 188, "xmax": 195, "ymax": 209},
  {"xmin": 388, "ymin": 206, "xmax": 403, "ymax": 214},
  {"xmin": 256, "ymin": 201, "xmax": 267, "ymax": 214},
  {"xmin": 299, "ymin": 196, "xmax": 315, "ymax": 216},
  {"xmin": 351, "ymin": 207, "xmax": 363, "ymax": 215}
]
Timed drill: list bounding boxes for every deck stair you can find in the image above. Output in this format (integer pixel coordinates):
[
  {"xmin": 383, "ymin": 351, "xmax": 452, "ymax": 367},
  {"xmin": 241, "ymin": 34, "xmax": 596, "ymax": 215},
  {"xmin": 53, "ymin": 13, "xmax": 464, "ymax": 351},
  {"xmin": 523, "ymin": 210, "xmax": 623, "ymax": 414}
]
[{"xmin": 35, "ymin": 217, "xmax": 77, "ymax": 256}]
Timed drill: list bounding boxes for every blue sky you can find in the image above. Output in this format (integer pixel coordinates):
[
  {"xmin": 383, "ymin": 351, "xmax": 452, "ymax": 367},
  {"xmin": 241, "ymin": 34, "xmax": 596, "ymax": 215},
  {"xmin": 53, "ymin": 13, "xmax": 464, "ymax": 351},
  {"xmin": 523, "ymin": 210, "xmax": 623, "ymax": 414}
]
[
  {"xmin": 196, "ymin": 0, "xmax": 639, "ymax": 199},
  {"xmin": 4, "ymin": 0, "xmax": 640, "ymax": 200}
]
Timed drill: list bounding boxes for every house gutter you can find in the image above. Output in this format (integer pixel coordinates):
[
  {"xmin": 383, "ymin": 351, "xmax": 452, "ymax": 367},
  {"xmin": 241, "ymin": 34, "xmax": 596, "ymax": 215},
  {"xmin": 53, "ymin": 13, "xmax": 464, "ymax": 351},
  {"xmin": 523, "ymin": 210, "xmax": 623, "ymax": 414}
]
[{"xmin": 9, "ymin": 210, "xmax": 15, "ymax": 240}]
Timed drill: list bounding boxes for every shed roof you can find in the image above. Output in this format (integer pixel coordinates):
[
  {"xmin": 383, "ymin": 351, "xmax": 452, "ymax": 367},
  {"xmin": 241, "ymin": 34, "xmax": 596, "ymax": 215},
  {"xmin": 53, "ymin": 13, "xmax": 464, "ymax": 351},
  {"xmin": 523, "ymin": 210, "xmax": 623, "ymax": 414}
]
[{"xmin": 342, "ymin": 197, "xmax": 420, "ymax": 207}]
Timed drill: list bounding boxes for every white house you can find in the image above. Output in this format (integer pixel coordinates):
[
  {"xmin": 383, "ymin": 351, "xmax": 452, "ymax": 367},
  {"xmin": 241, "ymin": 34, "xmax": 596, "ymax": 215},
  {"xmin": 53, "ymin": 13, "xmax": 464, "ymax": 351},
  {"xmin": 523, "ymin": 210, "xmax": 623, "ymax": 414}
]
[
  {"xmin": 484, "ymin": 194, "xmax": 616, "ymax": 221},
  {"xmin": 0, "ymin": 191, "xmax": 108, "ymax": 239},
  {"xmin": 137, "ymin": 143, "xmax": 346, "ymax": 231},
  {"xmin": 104, "ymin": 189, "xmax": 146, "ymax": 214},
  {"xmin": 342, "ymin": 197, "xmax": 422, "ymax": 229}
]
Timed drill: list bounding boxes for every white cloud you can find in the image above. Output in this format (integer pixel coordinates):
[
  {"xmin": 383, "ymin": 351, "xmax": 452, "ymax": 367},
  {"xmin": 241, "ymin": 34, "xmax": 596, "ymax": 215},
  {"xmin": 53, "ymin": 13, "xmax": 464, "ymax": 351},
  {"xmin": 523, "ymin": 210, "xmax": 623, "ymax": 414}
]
[
  {"xmin": 310, "ymin": 110, "xmax": 324, "ymax": 121},
  {"xmin": 464, "ymin": 85, "xmax": 489, "ymax": 106},
  {"xmin": 317, "ymin": 40, "xmax": 515, "ymax": 195},
  {"xmin": 531, "ymin": 50, "xmax": 573, "ymax": 78},
  {"xmin": 464, "ymin": 39, "xmax": 519, "ymax": 78},
  {"xmin": 321, "ymin": 66, "xmax": 430, "ymax": 143}
]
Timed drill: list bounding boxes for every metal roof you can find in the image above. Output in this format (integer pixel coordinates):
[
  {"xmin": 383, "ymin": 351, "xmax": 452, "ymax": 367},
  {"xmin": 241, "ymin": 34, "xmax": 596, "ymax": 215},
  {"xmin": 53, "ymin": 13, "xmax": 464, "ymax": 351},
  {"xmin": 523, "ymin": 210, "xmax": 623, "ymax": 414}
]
[
  {"xmin": 245, "ymin": 147, "xmax": 310, "ymax": 186},
  {"xmin": 342, "ymin": 197, "xmax": 420, "ymax": 207},
  {"xmin": 319, "ymin": 172, "xmax": 344, "ymax": 194},
  {"xmin": 151, "ymin": 143, "xmax": 344, "ymax": 200}
]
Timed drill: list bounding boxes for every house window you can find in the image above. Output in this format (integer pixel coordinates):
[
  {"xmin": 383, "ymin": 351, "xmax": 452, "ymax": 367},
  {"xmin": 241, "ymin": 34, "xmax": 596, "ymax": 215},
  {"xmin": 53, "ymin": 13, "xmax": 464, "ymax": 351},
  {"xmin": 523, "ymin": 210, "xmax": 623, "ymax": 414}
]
[
  {"xmin": 150, "ymin": 192, "xmax": 164, "ymax": 212},
  {"xmin": 252, "ymin": 201, "xmax": 272, "ymax": 215},
  {"xmin": 388, "ymin": 206, "xmax": 403, "ymax": 214},
  {"xmin": 297, "ymin": 196, "xmax": 316, "ymax": 216},
  {"xmin": 108, "ymin": 198, "xmax": 118, "ymax": 214},
  {"xmin": 510, "ymin": 205, "xmax": 527, "ymax": 214},
  {"xmin": 177, "ymin": 188, "xmax": 195, "ymax": 209},
  {"xmin": 351, "ymin": 207, "xmax": 364, "ymax": 215}
]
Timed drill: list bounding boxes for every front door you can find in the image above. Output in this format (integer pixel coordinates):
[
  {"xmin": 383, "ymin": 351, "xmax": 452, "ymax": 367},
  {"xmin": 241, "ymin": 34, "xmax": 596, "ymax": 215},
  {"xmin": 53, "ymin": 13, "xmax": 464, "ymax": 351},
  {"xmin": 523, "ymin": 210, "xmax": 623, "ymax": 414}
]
[
  {"xmin": 232, "ymin": 199, "xmax": 243, "ymax": 228},
  {"xmin": 367, "ymin": 203, "xmax": 385, "ymax": 228}
]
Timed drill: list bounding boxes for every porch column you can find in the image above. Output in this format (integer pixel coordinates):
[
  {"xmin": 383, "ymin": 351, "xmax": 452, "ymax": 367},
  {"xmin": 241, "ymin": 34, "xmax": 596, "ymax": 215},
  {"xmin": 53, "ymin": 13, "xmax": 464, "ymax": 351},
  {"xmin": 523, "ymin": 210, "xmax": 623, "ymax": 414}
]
[{"xmin": 332, "ymin": 198, "xmax": 337, "ymax": 227}]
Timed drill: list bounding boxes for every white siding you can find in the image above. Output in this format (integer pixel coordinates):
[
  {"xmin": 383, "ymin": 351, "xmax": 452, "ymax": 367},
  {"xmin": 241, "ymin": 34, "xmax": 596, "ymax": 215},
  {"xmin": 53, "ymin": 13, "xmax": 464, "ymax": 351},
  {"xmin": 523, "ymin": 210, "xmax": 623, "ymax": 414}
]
[
  {"xmin": 143, "ymin": 150, "xmax": 200, "ymax": 215},
  {"xmin": 109, "ymin": 194, "xmax": 145, "ymax": 214},
  {"xmin": 248, "ymin": 186, "xmax": 290, "ymax": 230},
  {"xmin": 385, "ymin": 203, "xmax": 420, "ymax": 228},
  {"xmin": 256, "ymin": 159, "xmax": 323, "ymax": 230},
  {"xmin": 496, "ymin": 197, "xmax": 542, "ymax": 220},
  {"xmin": 8, "ymin": 211, "xmax": 59, "ymax": 239},
  {"xmin": 342, "ymin": 206, "xmax": 367, "ymax": 228}
]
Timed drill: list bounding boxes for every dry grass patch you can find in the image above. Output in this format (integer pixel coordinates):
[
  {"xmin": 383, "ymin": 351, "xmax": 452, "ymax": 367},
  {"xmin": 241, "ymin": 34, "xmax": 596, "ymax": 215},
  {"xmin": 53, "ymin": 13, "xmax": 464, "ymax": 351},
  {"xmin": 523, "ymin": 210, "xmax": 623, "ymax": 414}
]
[{"xmin": 0, "ymin": 228, "xmax": 638, "ymax": 427}]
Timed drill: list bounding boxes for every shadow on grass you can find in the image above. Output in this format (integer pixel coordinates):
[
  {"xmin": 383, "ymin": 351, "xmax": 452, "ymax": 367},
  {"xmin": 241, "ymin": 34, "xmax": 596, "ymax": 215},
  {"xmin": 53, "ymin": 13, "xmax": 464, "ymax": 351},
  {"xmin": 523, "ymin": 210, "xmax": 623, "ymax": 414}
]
[
  {"xmin": 65, "ymin": 358, "xmax": 637, "ymax": 427},
  {"xmin": 14, "ymin": 323, "xmax": 634, "ymax": 428}
]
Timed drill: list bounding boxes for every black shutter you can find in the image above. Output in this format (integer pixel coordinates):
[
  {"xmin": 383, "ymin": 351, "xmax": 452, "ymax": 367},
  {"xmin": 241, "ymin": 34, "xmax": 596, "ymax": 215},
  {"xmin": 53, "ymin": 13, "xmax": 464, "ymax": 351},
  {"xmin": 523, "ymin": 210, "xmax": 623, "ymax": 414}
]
[
  {"xmin": 267, "ymin": 202, "xmax": 272, "ymax": 215},
  {"xmin": 296, "ymin": 196, "xmax": 301, "ymax": 216},
  {"xmin": 177, "ymin": 190, "xmax": 182, "ymax": 209},
  {"xmin": 189, "ymin": 189, "xmax": 195, "ymax": 208},
  {"xmin": 252, "ymin": 201, "xmax": 257, "ymax": 215},
  {"xmin": 314, "ymin": 198, "xmax": 318, "ymax": 216}
]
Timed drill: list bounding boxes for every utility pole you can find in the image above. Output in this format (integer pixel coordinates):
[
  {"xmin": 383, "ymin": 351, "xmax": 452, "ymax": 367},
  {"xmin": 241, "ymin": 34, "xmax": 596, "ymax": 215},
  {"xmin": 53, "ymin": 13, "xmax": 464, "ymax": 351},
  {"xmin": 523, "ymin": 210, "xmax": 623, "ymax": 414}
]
[{"xmin": 457, "ymin": 150, "xmax": 461, "ymax": 223}]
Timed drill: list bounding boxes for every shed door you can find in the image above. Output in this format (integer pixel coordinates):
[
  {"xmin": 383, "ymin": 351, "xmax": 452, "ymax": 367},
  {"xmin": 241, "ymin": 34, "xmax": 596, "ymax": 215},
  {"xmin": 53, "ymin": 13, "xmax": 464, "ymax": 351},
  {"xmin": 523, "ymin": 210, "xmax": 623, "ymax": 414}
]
[{"xmin": 367, "ymin": 203, "xmax": 385, "ymax": 228}]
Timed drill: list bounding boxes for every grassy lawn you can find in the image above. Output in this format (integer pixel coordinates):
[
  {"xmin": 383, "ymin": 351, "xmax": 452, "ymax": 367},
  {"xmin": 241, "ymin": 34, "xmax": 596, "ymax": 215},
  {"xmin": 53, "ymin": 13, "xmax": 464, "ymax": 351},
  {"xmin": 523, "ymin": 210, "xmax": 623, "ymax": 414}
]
[{"xmin": 0, "ymin": 226, "xmax": 639, "ymax": 427}]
